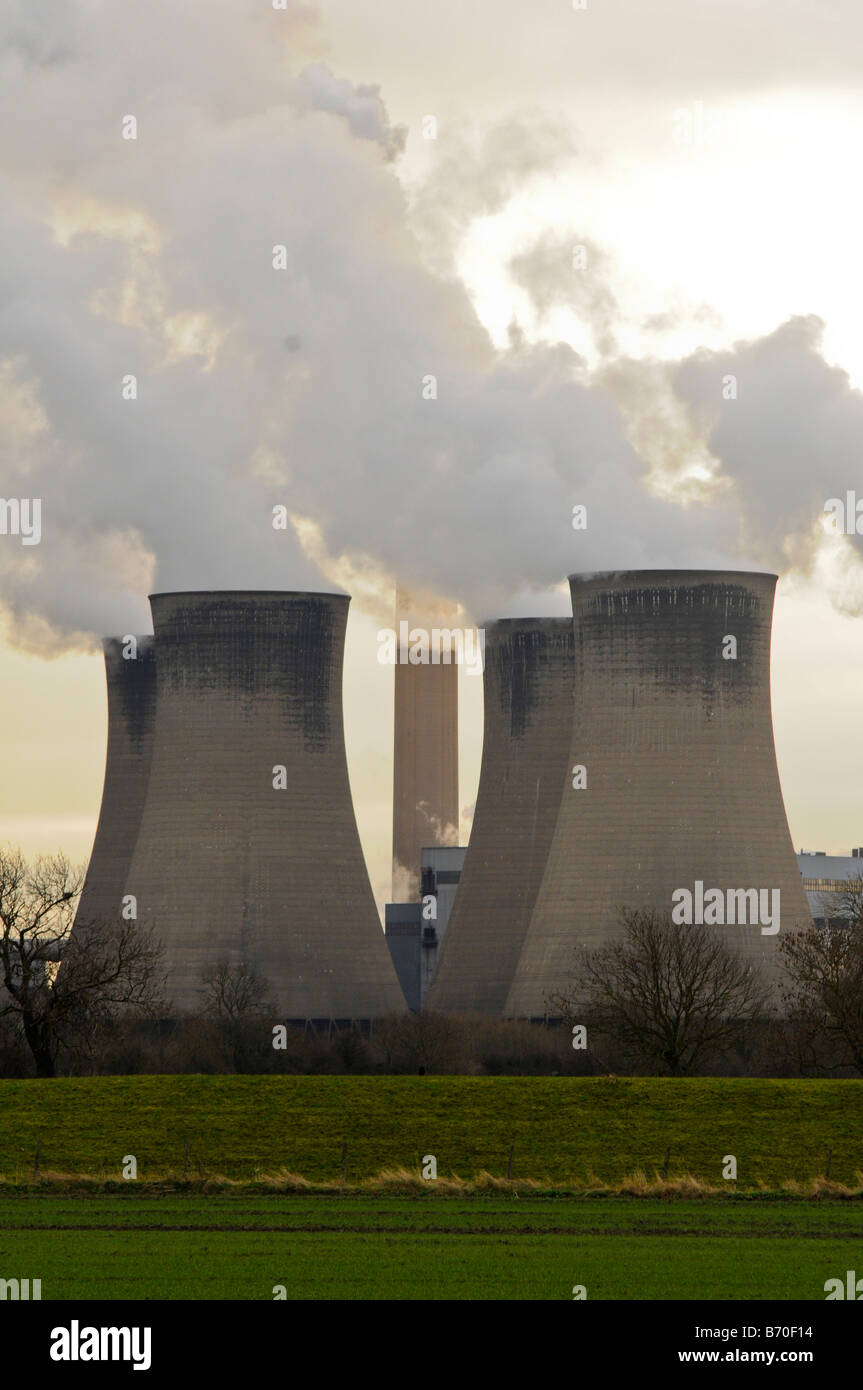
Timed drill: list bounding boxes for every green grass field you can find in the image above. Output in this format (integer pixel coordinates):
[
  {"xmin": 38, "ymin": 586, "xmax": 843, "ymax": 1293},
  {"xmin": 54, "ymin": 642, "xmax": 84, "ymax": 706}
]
[
  {"xmin": 1, "ymin": 1075, "xmax": 862, "ymax": 1186},
  {"xmin": 2, "ymin": 1079, "xmax": 861, "ymax": 1299},
  {"xmin": 1, "ymin": 1195, "xmax": 860, "ymax": 1299}
]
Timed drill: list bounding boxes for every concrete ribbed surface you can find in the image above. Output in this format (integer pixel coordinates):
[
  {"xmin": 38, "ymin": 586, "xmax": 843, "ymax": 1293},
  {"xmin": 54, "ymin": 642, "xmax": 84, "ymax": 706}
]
[
  {"xmin": 426, "ymin": 618, "xmax": 574, "ymax": 1014},
  {"xmin": 125, "ymin": 592, "xmax": 405, "ymax": 1018},
  {"xmin": 74, "ymin": 636, "xmax": 156, "ymax": 934},
  {"xmin": 506, "ymin": 571, "xmax": 811, "ymax": 1017}
]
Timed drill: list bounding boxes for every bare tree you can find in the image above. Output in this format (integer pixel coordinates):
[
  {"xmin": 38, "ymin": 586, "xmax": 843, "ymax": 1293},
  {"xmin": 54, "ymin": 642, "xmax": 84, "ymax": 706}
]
[
  {"xmin": 374, "ymin": 1011, "xmax": 465, "ymax": 1073},
  {"xmin": 198, "ymin": 959, "xmax": 274, "ymax": 1021},
  {"xmin": 548, "ymin": 908, "xmax": 770, "ymax": 1077},
  {"xmin": 779, "ymin": 917, "xmax": 863, "ymax": 1076},
  {"xmin": 0, "ymin": 846, "xmax": 165, "ymax": 1077},
  {"xmin": 829, "ymin": 872, "xmax": 863, "ymax": 926},
  {"xmin": 197, "ymin": 959, "xmax": 275, "ymax": 1072}
]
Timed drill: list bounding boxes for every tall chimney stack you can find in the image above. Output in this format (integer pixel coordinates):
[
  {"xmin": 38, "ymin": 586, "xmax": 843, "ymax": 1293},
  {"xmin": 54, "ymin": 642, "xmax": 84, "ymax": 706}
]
[{"xmin": 391, "ymin": 588, "xmax": 459, "ymax": 898}]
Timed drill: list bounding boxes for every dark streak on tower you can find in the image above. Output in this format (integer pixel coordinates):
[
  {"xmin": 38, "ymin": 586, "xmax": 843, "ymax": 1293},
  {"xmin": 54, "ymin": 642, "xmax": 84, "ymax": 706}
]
[
  {"xmin": 506, "ymin": 570, "xmax": 811, "ymax": 1017},
  {"xmin": 426, "ymin": 618, "xmax": 574, "ymax": 1014}
]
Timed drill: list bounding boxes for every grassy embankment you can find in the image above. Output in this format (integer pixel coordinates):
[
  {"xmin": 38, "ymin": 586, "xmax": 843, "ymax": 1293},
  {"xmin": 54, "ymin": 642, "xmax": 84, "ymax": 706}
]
[
  {"xmin": 1, "ymin": 1075, "xmax": 860, "ymax": 1188},
  {"xmin": 1, "ymin": 1078, "xmax": 860, "ymax": 1298}
]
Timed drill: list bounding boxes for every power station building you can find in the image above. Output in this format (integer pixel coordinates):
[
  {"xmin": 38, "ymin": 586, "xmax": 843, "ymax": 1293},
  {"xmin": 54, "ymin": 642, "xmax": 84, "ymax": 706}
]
[
  {"xmin": 385, "ymin": 845, "xmax": 466, "ymax": 1010},
  {"xmin": 124, "ymin": 591, "xmax": 405, "ymax": 1020},
  {"xmin": 74, "ymin": 636, "xmax": 156, "ymax": 935},
  {"xmin": 69, "ymin": 572, "xmax": 821, "ymax": 1027},
  {"xmin": 797, "ymin": 848, "xmax": 863, "ymax": 924},
  {"xmin": 506, "ymin": 570, "xmax": 812, "ymax": 1017},
  {"xmin": 426, "ymin": 618, "xmax": 574, "ymax": 1014}
]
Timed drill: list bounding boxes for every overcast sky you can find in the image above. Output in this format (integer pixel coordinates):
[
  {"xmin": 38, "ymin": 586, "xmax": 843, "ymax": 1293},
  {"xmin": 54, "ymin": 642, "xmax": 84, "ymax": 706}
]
[{"xmin": 2, "ymin": 0, "xmax": 863, "ymax": 908}]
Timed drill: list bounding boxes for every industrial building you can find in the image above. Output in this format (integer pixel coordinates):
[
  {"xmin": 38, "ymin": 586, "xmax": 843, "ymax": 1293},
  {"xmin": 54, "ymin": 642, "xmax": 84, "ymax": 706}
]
[
  {"xmin": 506, "ymin": 570, "xmax": 812, "ymax": 1017},
  {"xmin": 385, "ymin": 845, "xmax": 466, "ymax": 1010},
  {"xmin": 797, "ymin": 849, "xmax": 863, "ymax": 924},
  {"xmin": 67, "ymin": 572, "xmax": 835, "ymax": 1027},
  {"xmin": 420, "ymin": 846, "xmax": 465, "ymax": 955},
  {"xmin": 74, "ymin": 636, "xmax": 156, "ymax": 935},
  {"xmin": 426, "ymin": 618, "xmax": 574, "ymax": 1014},
  {"xmin": 124, "ymin": 591, "xmax": 406, "ymax": 1020}
]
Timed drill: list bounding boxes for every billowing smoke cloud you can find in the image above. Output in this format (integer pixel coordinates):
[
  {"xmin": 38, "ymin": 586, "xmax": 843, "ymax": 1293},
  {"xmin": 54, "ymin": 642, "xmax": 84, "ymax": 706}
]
[
  {"xmin": 0, "ymin": 0, "xmax": 853, "ymax": 654},
  {"xmin": 591, "ymin": 315, "xmax": 863, "ymax": 610},
  {"xmin": 406, "ymin": 113, "xmax": 580, "ymax": 278},
  {"xmin": 292, "ymin": 63, "xmax": 407, "ymax": 161},
  {"xmin": 670, "ymin": 316, "xmax": 863, "ymax": 578},
  {"xmin": 508, "ymin": 232, "xmax": 620, "ymax": 360}
]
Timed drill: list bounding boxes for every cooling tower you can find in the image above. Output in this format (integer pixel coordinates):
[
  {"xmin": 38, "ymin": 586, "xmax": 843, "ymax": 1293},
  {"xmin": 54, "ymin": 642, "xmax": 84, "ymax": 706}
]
[
  {"xmin": 392, "ymin": 591, "xmax": 459, "ymax": 897},
  {"xmin": 74, "ymin": 636, "xmax": 156, "ymax": 933},
  {"xmin": 506, "ymin": 570, "xmax": 811, "ymax": 1017},
  {"xmin": 125, "ymin": 592, "xmax": 405, "ymax": 1018},
  {"xmin": 425, "ymin": 618, "xmax": 574, "ymax": 1014}
]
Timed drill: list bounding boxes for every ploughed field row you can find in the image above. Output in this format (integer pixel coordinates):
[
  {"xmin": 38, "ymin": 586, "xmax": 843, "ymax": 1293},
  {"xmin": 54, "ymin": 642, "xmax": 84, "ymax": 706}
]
[
  {"xmin": 2, "ymin": 1195, "xmax": 862, "ymax": 1233},
  {"xmin": 1, "ymin": 1197, "xmax": 859, "ymax": 1300}
]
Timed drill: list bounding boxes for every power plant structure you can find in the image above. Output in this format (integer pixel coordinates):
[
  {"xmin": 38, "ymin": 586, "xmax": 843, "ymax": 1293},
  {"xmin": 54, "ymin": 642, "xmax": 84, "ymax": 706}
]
[
  {"xmin": 123, "ymin": 591, "xmax": 406, "ymax": 1020},
  {"xmin": 67, "ymin": 570, "xmax": 815, "ymax": 1028},
  {"xmin": 391, "ymin": 589, "xmax": 459, "ymax": 899},
  {"xmin": 74, "ymin": 636, "xmax": 156, "ymax": 935},
  {"xmin": 505, "ymin": 570, "xmax": 812, "ymax": 1017},
  {"xmin": 796, "ymin": 847, "xmax": 863, "ymax": 925},
  {"xmin": 385, "ymin": 845, "xmax": 467, "ymax": 1010},
  {"xmin": 426, "ymin": 618, "xmax": 574, "ymax": 1014}
]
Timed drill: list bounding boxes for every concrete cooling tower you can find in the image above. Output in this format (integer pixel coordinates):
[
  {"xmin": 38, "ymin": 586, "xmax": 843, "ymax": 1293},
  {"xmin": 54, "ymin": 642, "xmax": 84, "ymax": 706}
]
[
  {"xmin": 74, "ymin": 636, "xmax": 156, "ymax": 934},
  {"xmin": 125, "ymin": 592, "xmax": 405, "ymax": 1019},
  {"xmin": 425, "ymin": 618, "xmax": 574, "ymax": 1014},
  {"xmin": 506, "ymin": 570, "xmax": 811, "ymax": 1018}
]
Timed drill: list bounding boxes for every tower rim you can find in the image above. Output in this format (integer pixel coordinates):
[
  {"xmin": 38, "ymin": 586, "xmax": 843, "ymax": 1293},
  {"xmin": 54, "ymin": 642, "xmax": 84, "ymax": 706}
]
[
  {"xmin": 567, "ymin": 567, "xmax": 778, "ymax": 584},
  {"xmin": 148, "ymin": 588, "xmax": 350, "ymax": 601}
]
